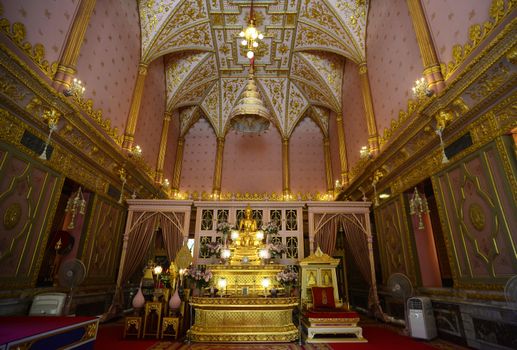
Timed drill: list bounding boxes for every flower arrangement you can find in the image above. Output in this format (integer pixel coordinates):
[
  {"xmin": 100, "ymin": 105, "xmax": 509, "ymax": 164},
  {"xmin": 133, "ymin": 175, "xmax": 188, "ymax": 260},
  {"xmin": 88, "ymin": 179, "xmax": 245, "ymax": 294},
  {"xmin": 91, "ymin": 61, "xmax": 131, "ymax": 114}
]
[
  {"xmin": 216, "ymin": 222, "xmax": 233, "ymax": 235},
  {"xmin": 261, "ymin": 221, "xmax": 280, "ymax": 235},
  {"xmin": 184, "ymin": 265, "xmax": 213, "ymax": 289},
  {"xmin": 202, "ymin": 241, "xmax": 223, "ymax": 258},
  {"xmin": 267, "ymin": 241, "xmax": 287, "ymax": 258},
  {"xmin": 276, "ymin": 268, "xmax": 298, "ymax": 287}
]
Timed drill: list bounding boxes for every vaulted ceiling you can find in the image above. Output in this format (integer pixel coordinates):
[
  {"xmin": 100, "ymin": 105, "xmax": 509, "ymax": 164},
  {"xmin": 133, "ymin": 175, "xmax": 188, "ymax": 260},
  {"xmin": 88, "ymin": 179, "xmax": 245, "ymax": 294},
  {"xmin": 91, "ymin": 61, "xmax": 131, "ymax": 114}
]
[{"xmin": 138, "ymin": 0, "xmax": 368, "ymax": 137}]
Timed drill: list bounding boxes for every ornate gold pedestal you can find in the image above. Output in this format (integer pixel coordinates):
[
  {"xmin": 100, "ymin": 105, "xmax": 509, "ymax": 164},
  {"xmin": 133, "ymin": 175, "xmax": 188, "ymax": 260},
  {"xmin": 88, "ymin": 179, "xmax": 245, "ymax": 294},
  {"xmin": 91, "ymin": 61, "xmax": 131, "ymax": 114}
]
[{"xmin": 188, "ymin": 296, "xmax": 299, "ymax": 342}]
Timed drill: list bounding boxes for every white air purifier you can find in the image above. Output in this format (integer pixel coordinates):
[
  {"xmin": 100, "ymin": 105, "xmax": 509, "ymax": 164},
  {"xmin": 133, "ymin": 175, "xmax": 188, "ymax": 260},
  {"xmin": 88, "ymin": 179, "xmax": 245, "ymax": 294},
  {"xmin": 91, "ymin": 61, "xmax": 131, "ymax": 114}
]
[{"xmin": 407, "ymin": 297, "xmax": 437, "ymax": 340}]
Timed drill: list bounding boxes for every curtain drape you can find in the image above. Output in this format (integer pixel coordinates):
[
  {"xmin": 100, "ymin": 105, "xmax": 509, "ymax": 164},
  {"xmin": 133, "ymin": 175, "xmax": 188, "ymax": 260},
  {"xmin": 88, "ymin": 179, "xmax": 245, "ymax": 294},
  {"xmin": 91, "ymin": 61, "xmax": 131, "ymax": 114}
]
[
  {"xmin": 159, "ymin": 212, "xmax": 185, "ymax": 261},
  {"xmin": 314, "ymin": 214, "xmax": 338, "ymax": 255},
  {"xmin": 120, "ymin": 212, "xmax": 156, "ymax": 286}
]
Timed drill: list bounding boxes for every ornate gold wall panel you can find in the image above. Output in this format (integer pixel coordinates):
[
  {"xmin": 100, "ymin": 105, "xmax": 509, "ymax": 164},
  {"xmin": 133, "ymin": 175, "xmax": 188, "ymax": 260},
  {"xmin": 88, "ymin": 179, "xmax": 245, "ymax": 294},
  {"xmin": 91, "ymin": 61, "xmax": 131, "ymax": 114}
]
[
  {"xmin": 374, "ymin": 195, "xmax": 419, "ymax": 286},
  {"xmin": 81, "ymin": 195, "xmax": 125, "ymax": 285},
  {"xmin": 432, "ymin": 140, "xmax": 517, "ymax": 289},
  {"xmin": 0, "ymin": 142, "xmax": 63, "ymax": 289}
]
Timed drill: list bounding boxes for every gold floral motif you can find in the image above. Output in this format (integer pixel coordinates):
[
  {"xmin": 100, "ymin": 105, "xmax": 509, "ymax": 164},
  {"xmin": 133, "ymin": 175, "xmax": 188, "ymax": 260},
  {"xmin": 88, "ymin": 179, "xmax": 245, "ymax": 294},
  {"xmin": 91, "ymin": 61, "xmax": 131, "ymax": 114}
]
[
  {"xmin": 464, "ymin": 61, "xmax": 511, "ymax": 101},
  {"xmin": 3, "ymin": 202, "xmax": 21, "ymax": 230},
  {"xmin": 74, "ymin": 97, "xmax": 123, "ymax": 146},
  {"xmin": 469, "ymin": 203, "xmax": 486, "ymax": 231},
  {"xmin": 0, "ymin": 14, "xmax": 58, "ymax": 78},
  {"xmin": 0, "ymin": 74, "xmax": 28, "ymax": 101},
  {"xmin": 440, "ymin": 0, "xmax": 515, "ymax": 79}
]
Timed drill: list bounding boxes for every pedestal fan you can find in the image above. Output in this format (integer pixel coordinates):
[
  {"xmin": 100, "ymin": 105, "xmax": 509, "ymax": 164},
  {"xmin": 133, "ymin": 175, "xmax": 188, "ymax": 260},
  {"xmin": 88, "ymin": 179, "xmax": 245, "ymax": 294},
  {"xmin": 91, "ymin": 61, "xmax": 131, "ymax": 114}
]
[
  {"xmin": 58, "ymin": 259, "xmax": 86, "ymax": 315},
  {"xmin": 387, "ymin": 273, "xmax": 414, "ymax": 334}
]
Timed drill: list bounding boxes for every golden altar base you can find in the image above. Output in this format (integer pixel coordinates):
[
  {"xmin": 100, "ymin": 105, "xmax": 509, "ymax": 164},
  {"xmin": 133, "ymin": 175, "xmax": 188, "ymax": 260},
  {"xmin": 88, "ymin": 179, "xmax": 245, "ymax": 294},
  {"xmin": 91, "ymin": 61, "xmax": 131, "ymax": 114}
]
[{"xmin": 188, "ymin": 296, "xmax": 299, "ymax": 342}]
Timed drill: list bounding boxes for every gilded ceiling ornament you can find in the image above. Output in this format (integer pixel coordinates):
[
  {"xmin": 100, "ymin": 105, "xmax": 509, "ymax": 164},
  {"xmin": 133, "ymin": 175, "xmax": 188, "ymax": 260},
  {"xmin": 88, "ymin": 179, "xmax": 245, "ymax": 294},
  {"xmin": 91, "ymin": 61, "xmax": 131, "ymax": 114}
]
[
  {"xmin": 3, "ymin": 203, "xmax": 22, "ymax": 230},
  {"xmin": 285, "ymin": 82, "xmax": 309, "ymax": 136}
]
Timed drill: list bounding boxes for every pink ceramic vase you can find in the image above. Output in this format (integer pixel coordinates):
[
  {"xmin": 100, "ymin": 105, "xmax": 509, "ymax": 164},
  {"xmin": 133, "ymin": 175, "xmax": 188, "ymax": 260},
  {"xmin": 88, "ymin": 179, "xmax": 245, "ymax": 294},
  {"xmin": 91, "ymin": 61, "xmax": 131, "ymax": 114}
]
[
  {"xmin": 132, "ymin": 287, "xmax": 145, "ymax": 309},
  {"xmin": 169, "ymin": 288, "xmax": 181, "ymax": 311}
]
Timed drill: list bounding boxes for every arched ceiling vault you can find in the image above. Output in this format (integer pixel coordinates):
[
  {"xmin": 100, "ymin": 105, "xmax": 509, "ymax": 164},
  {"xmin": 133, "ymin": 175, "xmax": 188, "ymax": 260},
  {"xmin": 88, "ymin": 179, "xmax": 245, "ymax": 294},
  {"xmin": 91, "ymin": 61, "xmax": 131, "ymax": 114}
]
[{"xmin": 139, "ymin": 0, "xmax": 368, "ymax": 138}]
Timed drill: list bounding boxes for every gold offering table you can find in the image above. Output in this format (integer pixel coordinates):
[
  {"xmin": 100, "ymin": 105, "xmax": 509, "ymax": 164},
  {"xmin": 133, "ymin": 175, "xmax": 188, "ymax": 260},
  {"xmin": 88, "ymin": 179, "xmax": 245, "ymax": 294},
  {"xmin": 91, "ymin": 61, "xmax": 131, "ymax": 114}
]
[
  {"xmin": 188, "ymin": 296, "xmax": 299, "ymax": 342},
  {"xmin": 188, "ymin": 264, "xmax": 299, "ymax": 342}
]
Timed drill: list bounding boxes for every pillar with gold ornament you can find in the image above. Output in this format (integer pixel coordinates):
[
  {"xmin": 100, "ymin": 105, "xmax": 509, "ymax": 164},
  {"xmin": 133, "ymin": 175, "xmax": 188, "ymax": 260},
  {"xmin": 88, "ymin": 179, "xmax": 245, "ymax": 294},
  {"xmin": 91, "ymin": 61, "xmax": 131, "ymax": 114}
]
[
  {"xmin": 282, "ymin": 137, "xmax": 290, "ymax": 199},
  {"xmin": 323, "ymin": 137, "xmax": 334, "ymax": 195},
  {"xmin": 53, "ymin": 0, "xmax": 97, "ymax": 91},
  {"xmin": 123, "ymin": 63, "xmax": 148, "ymax": 150},
  {"xmin": 155, "ymin": 111, "xmax": 172, "ymax": 184},
  {"xmin": 406, "ymin": 0, "xmax": 445, "ymax": 93},
  {"xmin": 171, "ymin": 136, "xmax": 185, "ymax": 194},
  {"xmin": 335, "ymin": 114, "xmax": 349, "ymax": 186},
  {"xmin": 212, "ymin": 136, "xmax": 225, "ymax": 197},
  {"xmin": 358, "ymin": 63, "xmax": 379, "ymax": 155}
]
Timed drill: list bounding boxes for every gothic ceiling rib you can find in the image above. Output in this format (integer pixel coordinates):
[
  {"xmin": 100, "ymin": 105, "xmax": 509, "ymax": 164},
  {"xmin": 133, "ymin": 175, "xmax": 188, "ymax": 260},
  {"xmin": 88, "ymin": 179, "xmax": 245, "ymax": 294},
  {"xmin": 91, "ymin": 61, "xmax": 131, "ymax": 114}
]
[{"xmin": 139, "ymin": 0, "xmax": 369, "ymax": 133}]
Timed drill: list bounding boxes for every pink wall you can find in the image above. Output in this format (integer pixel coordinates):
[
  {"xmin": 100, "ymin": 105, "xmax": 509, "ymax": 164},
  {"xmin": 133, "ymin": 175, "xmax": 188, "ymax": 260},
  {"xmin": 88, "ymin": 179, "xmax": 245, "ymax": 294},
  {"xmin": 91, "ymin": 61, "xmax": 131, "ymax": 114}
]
[
  {"xmin": 329, "ymin": 111, "xmax": 342, "ymax": 182},
  {"xmin": 134, "ymin": 57, "xmax": 166, "ymax": 170},
  {"xmin": 411, "ymin": 208, "xmax": 442, "ymax": 287},
  {"xmin": 221, "ymin": 127, "xmax": 283, "ymax": 194},
  {"xmin": 342, "ymin": 59, "xmax": 368, "ymax": 172},
  {"xmin": 75, "ymin": 0, "xmax": 140, "ymax": 135},
  {"xmin": 181, "ymin": 118, "xmax": 216, "ymax": 193},
  {"xmin": 2, "ymin": 0, "xmax": 79, "ymax": 64},
  {"xmin": 163, "ymin": 110, "xmax": 180, "ymax": 183},
  {"xmin": 422, "ymin": 0, "xmax": 492, "ymax": 66},
  {"xmin": 366, "ymin": 0, "xmax": 423, "ymax": 136},
  {"xmin": 290, "ymin": 117, "xmax": 326, "ymax": 194}
]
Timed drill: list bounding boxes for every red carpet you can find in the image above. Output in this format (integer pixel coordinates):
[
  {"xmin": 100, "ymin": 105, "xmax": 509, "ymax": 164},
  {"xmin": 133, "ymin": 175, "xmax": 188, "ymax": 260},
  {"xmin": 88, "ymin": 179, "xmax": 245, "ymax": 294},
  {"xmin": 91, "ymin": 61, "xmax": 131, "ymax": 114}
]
[
  {"xmin": 96, "ymin": 323, "xmax": 465, "ymax": 350},
  {"xmin": 329, "ymin": 325, "xmax": 437, "ymax": 350},
  {"xmin": 95, "ymin": 323, "xmax": 158, "ymax": 350}
]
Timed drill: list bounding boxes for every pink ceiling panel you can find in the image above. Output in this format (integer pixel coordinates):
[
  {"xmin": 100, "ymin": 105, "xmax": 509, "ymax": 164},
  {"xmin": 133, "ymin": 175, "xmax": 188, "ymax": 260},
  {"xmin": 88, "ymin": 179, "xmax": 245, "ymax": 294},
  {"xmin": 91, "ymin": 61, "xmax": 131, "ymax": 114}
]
[
  {"xmin": 76, "ymin": 0, "xmax": 140, "ymax": 135},
  {"xmin": 366, "ymin": 0, "xmax": 423, "ymax": 136}
]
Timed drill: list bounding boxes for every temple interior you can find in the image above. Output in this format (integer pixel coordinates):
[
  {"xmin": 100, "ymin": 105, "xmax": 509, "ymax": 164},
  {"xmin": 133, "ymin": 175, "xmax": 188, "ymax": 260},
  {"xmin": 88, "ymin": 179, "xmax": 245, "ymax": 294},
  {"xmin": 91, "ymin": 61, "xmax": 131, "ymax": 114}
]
[{"xmin": 0, "ymin": 0, "xmax": 516, "ymax": 349}]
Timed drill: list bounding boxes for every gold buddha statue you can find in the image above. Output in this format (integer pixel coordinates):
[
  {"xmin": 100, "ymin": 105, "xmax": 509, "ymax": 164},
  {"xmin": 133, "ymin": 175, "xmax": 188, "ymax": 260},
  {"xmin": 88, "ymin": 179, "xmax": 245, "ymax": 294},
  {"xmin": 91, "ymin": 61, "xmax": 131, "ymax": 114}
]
[{"xmin": 239, "ymin": 206, "xmax": 257, "ymax": 247}]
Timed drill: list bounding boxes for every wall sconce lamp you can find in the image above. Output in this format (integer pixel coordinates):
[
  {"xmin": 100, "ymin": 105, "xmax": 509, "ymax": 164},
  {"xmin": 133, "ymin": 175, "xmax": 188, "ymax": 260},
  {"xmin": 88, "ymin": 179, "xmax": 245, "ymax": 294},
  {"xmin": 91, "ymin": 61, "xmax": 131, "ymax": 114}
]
[
  {"xmin": 63, "ymin": 78, "xmax": 86, "ymax": 98},
  {"xmin": 412, "ymin": 77, "xmax": 434, "ymax": 100},
  {"xmin": 409, "ymin": 187, "xmax": 429, "ymax": 230},
  {"xmin": 130, "ymin": 145, "xmax": 142, "ymax": 158},
  {"xmin": 39, "ymin": 108, "xmax": 61, "ymax": 160},
  {"xmin": 65, "ymin": 187, "xmax": 87, "ymax": 229},
  {"xmin": 359, "ymin": 145, "xmax": 373, "ymax": 159},
  {"xmin": 118, "ymin": 168, "xmax": 127, "ymax": 204}
]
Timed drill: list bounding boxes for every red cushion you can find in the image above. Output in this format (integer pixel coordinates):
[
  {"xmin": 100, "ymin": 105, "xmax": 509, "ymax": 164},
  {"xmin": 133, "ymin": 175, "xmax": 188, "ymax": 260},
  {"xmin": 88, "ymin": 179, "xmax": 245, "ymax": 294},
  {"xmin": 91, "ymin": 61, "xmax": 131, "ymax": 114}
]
[
  {"xmin": 311, "ymin": 286, "xmax": 336, "ymax": 309},
  {"xmin": 306, "ymin": 309, "xmax": 359, "ymax": 319}
]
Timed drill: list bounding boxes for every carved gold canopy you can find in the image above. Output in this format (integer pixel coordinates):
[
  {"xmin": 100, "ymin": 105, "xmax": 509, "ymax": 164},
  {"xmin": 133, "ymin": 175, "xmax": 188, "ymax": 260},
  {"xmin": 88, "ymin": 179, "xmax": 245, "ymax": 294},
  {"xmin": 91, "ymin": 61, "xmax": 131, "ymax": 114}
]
[{"xmin": 138, "ymin": 0, "xmax": 368, "ymax": 137}]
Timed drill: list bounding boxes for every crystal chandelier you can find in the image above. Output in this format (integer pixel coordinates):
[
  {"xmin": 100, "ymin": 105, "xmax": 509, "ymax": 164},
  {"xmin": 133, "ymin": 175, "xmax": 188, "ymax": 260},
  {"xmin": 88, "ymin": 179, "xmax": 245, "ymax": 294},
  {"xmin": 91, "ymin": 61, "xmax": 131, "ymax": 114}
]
[
  {"xmin": 409, "ymin": 187, "xmax": 429, "ymax": 230},
  {"xmin": 239, "ymin": 0, "xmax": 264, "ymax": 59},
  {"xmin": 65, "ymin": 187, "xmax": 87, "ymax": 229}
]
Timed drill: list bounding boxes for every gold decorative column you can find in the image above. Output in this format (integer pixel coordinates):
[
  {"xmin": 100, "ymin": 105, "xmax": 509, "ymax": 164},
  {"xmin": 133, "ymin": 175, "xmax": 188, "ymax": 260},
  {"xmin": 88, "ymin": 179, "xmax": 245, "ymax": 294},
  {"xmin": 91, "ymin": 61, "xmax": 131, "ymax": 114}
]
[
  {"xmin": 212, "ymin": 136, "xmax": 225, "ymax": 196},
  {"xmin": 171, "ymin": 136, "xmax": 185, "ymax": 193},
  {"xmin": 282, "ymin": 137, "xmax": 290, "ymax": 198},
  {"xmin": 358, "ymin": 63, "xmax": 379, "ymax": 155},
  {"xmin": 53, "ymin": 0, "xmax": 97, "ymax": 90},
  {"xmin": 323, "ymin": 137, "xmax": 334, "ymax": 194},
  {"xmin": 406, "ymin": 0, "xmax": 445, "ymax": 93},
  {"xmin": 123, "ymin": 63, "xmax": 148, "ymax": 150},
  {"xmin": 335, "ymin": 114, "xmax": 349, "ymax": 186},
  {"xmin": 155, "ymin": 112, "xmax": 172, "ymax": 184}
]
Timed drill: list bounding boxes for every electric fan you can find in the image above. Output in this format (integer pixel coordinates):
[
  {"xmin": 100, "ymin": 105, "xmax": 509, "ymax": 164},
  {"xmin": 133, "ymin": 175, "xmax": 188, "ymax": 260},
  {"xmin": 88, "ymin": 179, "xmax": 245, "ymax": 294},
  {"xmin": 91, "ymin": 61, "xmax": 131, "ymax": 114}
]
[
  {"xmin": 58, "ymin": 259, "xmax": 86, "ymax": 315},
  {"xmin": 387, "ymin": 273, "xmax": 414, "ymax": 334}
]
